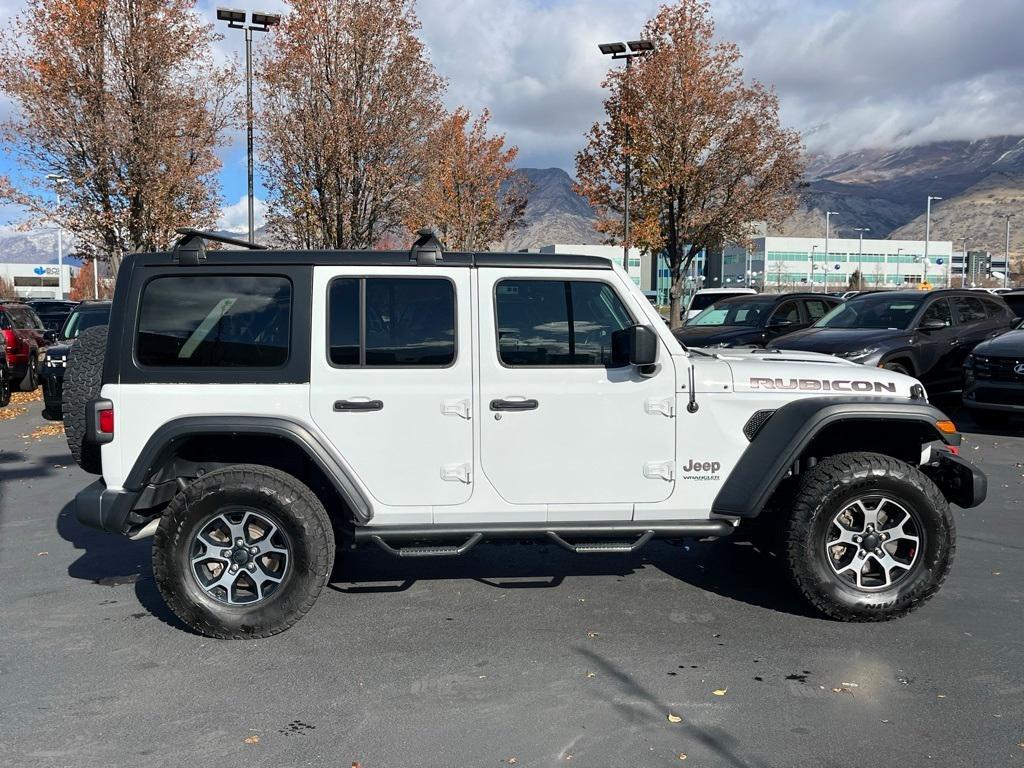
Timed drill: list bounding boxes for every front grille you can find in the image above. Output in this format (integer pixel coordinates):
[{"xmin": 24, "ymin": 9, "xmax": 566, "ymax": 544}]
[
  {"xmin": 973, "ymin": 387, "xmax": 1024, "ymax": 406},
  {"xmin": 973, "ymin": 355, "xmax": 1024, "ymax": 383}
]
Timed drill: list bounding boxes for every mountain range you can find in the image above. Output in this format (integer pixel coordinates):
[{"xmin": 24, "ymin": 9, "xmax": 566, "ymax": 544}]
[{"xmin": 2, "ymin": 136, "xmax": 1022, "ymax": 262}]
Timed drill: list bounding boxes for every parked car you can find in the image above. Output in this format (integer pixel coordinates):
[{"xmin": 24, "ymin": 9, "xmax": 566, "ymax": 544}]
[
  {"xmin": 0, "ymin": 302, "xmax": 50, "ymax": 391},
  {"xmin": 682, "ymin": 287, "xmax": 757, "ymax": 322},
  {"xmin": 0, "ymin": 347, "xmax": 10, "ymax": 407},
  {"xmin": 1000, "ymin": 289, "xmax": 1024, "ymax": 319},
  {"xmin": 673, "ymin": 292, "xmax": 841, "ymax": 349},
  {"xmin": 40, "ymin": 301, "xmax": 112, "ymax": 419},
  {"xmin": 963, "ymin": 317, "xmax": 1024, "ymax": 423},
  {"xmin": 25, "ymin": 299, "xmax": 78, "ymax": 333},
  {"xmin": 68, "ymin": 229, "xmax": 984, "ymax": 638},
  {"xmin": 768, "ymin": 289, "xmax": 1017, "ymax": 391}
]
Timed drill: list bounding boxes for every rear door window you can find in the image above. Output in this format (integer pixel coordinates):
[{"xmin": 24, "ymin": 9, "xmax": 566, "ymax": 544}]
[
  {"xmin": 952, "ymin": 296, "xmax": 986, "ymax": 325},
  {"xmin": 921, "ymin": 299, "xmax": 952, "ymax": 327},
  {"xmin": 804, "ymin": 299, "xmax": 832, "ymax": 323},
  {"xmin": 136, "ymin": 275, "xmax": 292, "ymax": 367}
]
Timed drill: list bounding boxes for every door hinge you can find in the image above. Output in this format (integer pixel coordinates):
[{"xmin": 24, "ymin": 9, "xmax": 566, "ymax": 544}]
[
  {"xmin": 441, "ymin": 398, "xmax": 472, "ymax": 419},
  {"xmin": 440, "ymin": 462, "xmax": 472, "ymax": 484},
  {"xmin": 644, "ymin": 397, "xmax": 675, "ymax": 418},
  {"xmin": 643, "ymin": 460, "xmax": 675, "ymax": 481}
]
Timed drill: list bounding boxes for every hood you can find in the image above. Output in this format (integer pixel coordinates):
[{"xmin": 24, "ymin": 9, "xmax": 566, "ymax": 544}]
[
  {"xmin": 709, "ymin": 347, "xmax": 919, "ymax": 398},
  {"xmin": 674, "ymin": 325, "xmax": 764, "ymax": 348},
  {"xmin": 767, "ymin": 326, "xmax": 910, "ymax": 353},
  {"xmin": 972, "ymin": 329, "xmax": 1024, "ymax": 357},
  {"xmin": 45, "ymin": 343, "xmax": 72, "ymax": 359}
]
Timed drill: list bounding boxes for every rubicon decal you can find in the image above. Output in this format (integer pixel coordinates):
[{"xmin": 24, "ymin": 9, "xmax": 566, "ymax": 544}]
[
  {"xmin": 681, "ymin": 459, "xmax": 721, "ymax": 481},
  {"xmin": 749, "ymin": 377, "xmax": 897, "ymax": 393}
]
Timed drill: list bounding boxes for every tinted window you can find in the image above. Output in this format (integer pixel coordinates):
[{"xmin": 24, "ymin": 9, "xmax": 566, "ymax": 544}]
[
  {"xmin": 0, "ymin": 311, "xmax": 10, "ymax": 330},
  {"xmin": 690, "ymin": 298, "xmax": 771, "ymax": 327},
  {"xmin": 60, "ymin": 307, "xmax": 111, "ymax": 340},
  {"xmin": 921, "ymin": 299, "xmax": 952, "ymax": 328},
  {"xmin": 953, "ymin": 296, "xmax": 986, "ymax": 324},
  {"xmin": 496, "ymin": 280, "xmax": 633, "ymax": 366},
  {"xmin": 981, "ymin": 298, "xmax": 1007, "ymax": 319},
  {"xmin": 804, "ymin": 299, "xmax": 832, "ymax": 322},
  {"xmin": 690, "ymin": 291, "xmax": 751, "ymax": 312},
  {"xmin": 137, "ymin": 276, "xmax": 291, "ymax": 367},
  {"xmin": 771, "ymin": 301, "xmax": 801, "ymax": 324},
  {"xmin": 327, "ymin": 277, "xmax": 455, "ymax": 367},
  {"xmin": 815, "ymin": 294, "xmax": 925, "ymax": 330}
]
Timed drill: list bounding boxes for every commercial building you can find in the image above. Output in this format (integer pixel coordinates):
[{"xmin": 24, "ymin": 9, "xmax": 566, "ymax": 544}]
[
  {"xmin": 752, "ymin": 236, "xmax": 954, "ymax": 291},
  {"xmin": 537, "ymin": 244, "xmax": 650, "ymax": 287},
  {"xmin": 0, "ymin": 262, "xmax": 79, "ymax": 300}
]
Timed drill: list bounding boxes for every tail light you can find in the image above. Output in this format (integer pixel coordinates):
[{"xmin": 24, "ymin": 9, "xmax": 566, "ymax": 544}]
[
  {"xmin": 88, "ymin": 399, "xmax": 115, "ymax": 444},
  {"xmin": 2, "ymin": 328, "xmax": 15, "ymax": 352},
  {"xmin": 98, "ymin": 406, "xmax": 114, "ymax": 435}
]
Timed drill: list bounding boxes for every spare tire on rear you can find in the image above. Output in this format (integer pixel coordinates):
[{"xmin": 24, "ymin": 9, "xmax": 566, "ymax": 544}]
[{"xmin": 64, "ymin": 325, "xmax": 108, "ymax": 475}]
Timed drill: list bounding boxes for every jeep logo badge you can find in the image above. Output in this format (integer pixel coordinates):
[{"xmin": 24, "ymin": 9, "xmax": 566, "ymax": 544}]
[{"xmin": 680, "ymin": 459, "xmax": 721, "ymax": 481}]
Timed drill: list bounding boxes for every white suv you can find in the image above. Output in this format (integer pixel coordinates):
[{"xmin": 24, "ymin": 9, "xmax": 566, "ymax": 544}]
[{"xmin": 67, "ymin": 230, "xmax": 985, "ymax": 638}]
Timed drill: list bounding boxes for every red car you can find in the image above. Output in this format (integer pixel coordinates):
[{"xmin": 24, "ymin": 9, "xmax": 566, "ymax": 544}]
[{"xmin": 0, "ymin": 302, "xmax": 51, "ymax": 391}]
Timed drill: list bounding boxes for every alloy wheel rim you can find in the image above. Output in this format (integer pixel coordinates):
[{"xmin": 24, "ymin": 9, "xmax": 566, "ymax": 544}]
[
  {"xmin": 824, "ymin": 495, "xmax": 922, "ymax": 591},
  {"xmin": 189, "ymin": 507, "xmax": 290, "ymax": 606}
]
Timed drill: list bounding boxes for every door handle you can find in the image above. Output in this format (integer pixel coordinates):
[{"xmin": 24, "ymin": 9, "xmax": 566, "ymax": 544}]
[
  {"xmin": 489, "ymin": 398, "xmax": 539, "ymax": 412},
  {"xmin": 949, "ymin": 338, "xmax": 961, "ymax": 346},
  {"xmin": 334, "ymin": 399, "xmax": 383, "ymax": 412}
]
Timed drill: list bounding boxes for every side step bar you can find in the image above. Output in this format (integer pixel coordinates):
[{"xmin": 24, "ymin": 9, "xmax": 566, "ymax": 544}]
[{"xmin": 353, "ymin": 520, "xmax": 735, "ymax": 558}]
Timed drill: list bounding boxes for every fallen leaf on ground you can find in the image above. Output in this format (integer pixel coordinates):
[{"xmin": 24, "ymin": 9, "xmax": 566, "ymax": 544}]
[
  {"xmin": 678, "ymin": 754, "xmax": 688, "ymax": 761},
  {"xmin": 243, "ymin": 735, "xmax": 260, "ymax": 745},
  {"xmin": 937, "ymin": 694, "xmax": 947, "ymax": 699},
  {"xmin": 667, "ymin": 713, "xmax": 682, "ymax": 723},
  {"xmin": 0, "ymin": 407, "xmax": 26, "ymax": 421},
  {"xmin": 992, "ymin": 571, "xmax": 1001, "ymax": 576},
  {"xmin": 841, "ymin": 682, "xmax": 859, "ymax": 688},
  {"xmin": 505, "ymin": 758, "xmax": 518, "ymax": 765},
  {"xmin": 832, "ymin": 687, "xmax": 854, "ymax": 695},
  {"xmin": 585, "ymin": 671, "xmax": 596, "ymax": 678},
  {"xmin": 10, "ymin": 390, "xmax": 41, "ymax": 404},
  {"xmin": 587, "ymin": 631, "xmax": 599, "ymax": 638},
  {"xmin": 28, "ymin": 423, "xmax": 64, "ymax": 439},
  {"xmin": 36, "ymin": 552, "xmax": 48, "ymax": 557},
  {"xmin": 712, "ymin": 688, "xmax": 727, "ymax": 696}
]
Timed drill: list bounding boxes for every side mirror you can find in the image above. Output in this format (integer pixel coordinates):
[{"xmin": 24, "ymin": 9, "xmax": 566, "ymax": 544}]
[
  {"xmin": 43, "ymin": 330, "xmax": 57, "ymax": 343},
  {"xmin": 612, "ymin": 324, "xmax": 658, "ymax": 367},
  {"xmin": 919, "ymin": 318, "xmax": 948, "ymax": 331}
]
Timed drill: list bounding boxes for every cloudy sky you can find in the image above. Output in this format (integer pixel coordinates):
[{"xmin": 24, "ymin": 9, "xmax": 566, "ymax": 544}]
[{"xmin": 1, "ymin": 0, "xmax": 1023, "ymax": 231}]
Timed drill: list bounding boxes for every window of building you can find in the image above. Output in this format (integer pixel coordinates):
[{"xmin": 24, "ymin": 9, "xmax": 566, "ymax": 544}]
[
  {"xmin": 328, "ymin": 277, "xmax": 456, "ymax": 367},
  {"xmin": 137, "ymin": 275, "xmax": 292, "ymax": 367},
  {"xmin": 495, "ymin": 279, "xmax": 634, "ymax": 367}
]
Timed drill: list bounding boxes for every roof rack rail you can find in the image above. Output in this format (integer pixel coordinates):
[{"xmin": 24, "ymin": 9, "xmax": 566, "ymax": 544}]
[
  {"xmin": 172, "ymin": 227, "xmax": 269, "ymax": 265},
  {"xmin": 409, "ymin": 227, "xmax": 444, "ymax": 265}
]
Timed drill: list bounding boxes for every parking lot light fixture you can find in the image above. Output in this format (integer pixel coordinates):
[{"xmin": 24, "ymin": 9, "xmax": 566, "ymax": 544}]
[
  {"xmin": 218, "ymin": 8, "xmax": 280, "ymax": 245},
  {"xmin": 45, "ymin": 173, "xmax": 68, "ymax": 300},
  {"xmin": 853, "ymin": 227, "xmax": 870, "ymax": 291},
  {"xmin": 598, "ymin": 38, "xmax": 656, "ymax": 274}
]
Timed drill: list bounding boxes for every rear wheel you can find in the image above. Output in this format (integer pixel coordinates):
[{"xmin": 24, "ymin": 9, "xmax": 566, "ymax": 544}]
[
  {"xmin": 18, "ymin": 353, "xmax": 38, "ymax": 391},
  {"xmin": 63, "ymin": 325, "xmax": 108, "ymax": 474},
  {"xmin": 152, "ymin": 465, "xmax": 335, "ymax": 639},
  {"xmin": 0, "ymin": 370, "xmax": 10, "ymax": 407},
  {"xmin": 783, "ymin": 452, "xmax": 954, "ymax": 621}
]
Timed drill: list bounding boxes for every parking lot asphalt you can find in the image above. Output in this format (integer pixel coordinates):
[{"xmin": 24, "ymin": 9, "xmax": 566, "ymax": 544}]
[{"xmin": 0, "ymin": 391, "xmax": 1022, "ymax": 768}]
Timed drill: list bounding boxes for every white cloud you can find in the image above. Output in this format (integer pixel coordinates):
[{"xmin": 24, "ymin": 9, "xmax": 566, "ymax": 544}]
[{"xmin": 218, "ymin": 194, "xmax": 268, "ymax": 233}]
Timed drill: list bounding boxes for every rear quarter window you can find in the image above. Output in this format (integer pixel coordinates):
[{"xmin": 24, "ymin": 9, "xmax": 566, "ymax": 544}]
[{"xmin": 136, "ymin": 275, "xmax": 292, "ymax": 367}]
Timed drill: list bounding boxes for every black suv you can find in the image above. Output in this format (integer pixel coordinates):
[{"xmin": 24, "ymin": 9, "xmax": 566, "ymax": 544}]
[
  {"xmin": 673, "ymin": 292, "xmax": 841, "ymax": 348},
  {"xmin": 25, "ymin": 299, "xmax": 78, "ymax": 333},
  {"xmin": 40, "ymin": 301, "xmax": 111, "ymax": 419},
  {"xmin": 769, "ymin": 290, "xmax": 1017, "ymax": 390},
  {"xmin": 963, "ymin": 317, "xmax": 1024, "ymax": 422}
]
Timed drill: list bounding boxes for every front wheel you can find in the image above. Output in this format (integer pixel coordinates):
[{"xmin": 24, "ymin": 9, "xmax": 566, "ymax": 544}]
[
  {"xmin": 152, "ymin": 465, "xmax": 335, "ymax": 639},
  {"xmin": 19, "ymin": 354, "xmax": 39, "ymax": 391},
  {"xmin": 783, "ymin": 452, "xmax": 955, "ymax": 621}
]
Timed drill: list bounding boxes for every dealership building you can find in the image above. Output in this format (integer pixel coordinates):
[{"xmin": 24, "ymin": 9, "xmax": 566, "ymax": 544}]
[{"xmin": 0, "ymin": 263, "xmax": 79, "ymax": 300}]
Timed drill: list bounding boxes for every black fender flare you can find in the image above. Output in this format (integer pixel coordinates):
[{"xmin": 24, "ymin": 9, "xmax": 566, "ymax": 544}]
[
  {"xmin": 878, "ymin": 348, "xmax": 919, "ymax": 374},
  {"xmin": 711, "ymin": 397, "xmax": 963, "ymax": 518},
  {"xmin": 123, "ymin": 415, "xmax": 372, "ymax": 523}
]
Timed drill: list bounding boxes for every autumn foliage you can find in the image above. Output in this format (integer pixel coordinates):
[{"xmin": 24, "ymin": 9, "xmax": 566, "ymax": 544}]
[
  {"xmin": 0, "ymin": 0, "xmax": 235, "ymax": 273},
  {"xmin": 258, "ymin": 0, "xmax": 445, "ymax": 249},
  {"xmin": 68, "ymin": 260, "xmax": 113, "ymax": 301},
  {"xmin": 407, "ymin": 108, "xmax": 528, "ymax": 251},
  {"xmin": 576, "ymin": 0, "xmax": 804, "ymax": 327}
]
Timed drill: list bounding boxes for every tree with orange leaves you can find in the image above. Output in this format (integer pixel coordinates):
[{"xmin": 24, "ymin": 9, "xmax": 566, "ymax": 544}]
[
  {"xmin": 407, "ymin": 108, "xmax": 528, "ymax": 251},
  {"xmin": 575, "ymin": 0, "xmax": 803, "ymax": 327},
  {"xmin": 0, "ymin": 0, "xmax": 235, "ymax": 275},
  {"xmin": 258, "ymin": 0, "xmax": 445, "ymax": 249}
]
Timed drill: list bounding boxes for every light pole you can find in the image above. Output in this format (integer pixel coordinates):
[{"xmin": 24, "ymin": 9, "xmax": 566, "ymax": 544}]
[
  {"xmin": 852, "ymin": 227, "xmax": 869, "ymax": 291},
  {"xmin": 218, "ymin": 8, "xmax": 280, "ymax": 245},
  {"xmin": 808, "ymin": 244, "xmax": 818, "ymax": 291},
  {"xmin": 1004, "ymin": 215, "xmax": 1013, "ymax": 289},
  {"xmin": 824, "ymin": 211, "xmax": 838, "ymax": 289},
  {"xmin": 895, "ymin": 247, "xmax": 903, "ymax": 286},
  {"xmin": 599, "ymin": 40, "xmax": 655, "ymax": 273},
  {"xmin": 924, "ymin": 195, "xmax": 941, "ymax": 285},
  {"xmin": 45, "ymin": 174, "xmax": 67, "ymax": 299},
  {"xmin": 960, "ymin": 237, "xmax": 968, "ymax": 288}
]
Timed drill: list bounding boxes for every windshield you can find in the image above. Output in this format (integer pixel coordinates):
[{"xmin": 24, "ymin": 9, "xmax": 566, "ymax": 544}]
[
  {"xmin": 689, "ymin": 292, "xmax": 751, "ymax": 312},
  {"xmin": 690, "ymin": 299, "xmax": 772, "ymax": 327},
  {"xmin": 60, "ymin": 308, "xmax": 110, "ymax": 340},
  {"xmin": 814, "ymin": 294, "xmax": 924, "ymax": 330}
]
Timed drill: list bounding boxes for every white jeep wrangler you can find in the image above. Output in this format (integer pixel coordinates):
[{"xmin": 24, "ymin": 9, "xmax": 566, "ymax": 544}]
[{"xmin": 68, "ymin": 230, "xmax": 985, "ymax": 638}]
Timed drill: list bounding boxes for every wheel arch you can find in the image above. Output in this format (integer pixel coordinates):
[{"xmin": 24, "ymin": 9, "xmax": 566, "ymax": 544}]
[
  {"xmin": 126, "ymin": 416, "xmax": 372, "ymax": 525},
  {"xmin": 713, "ymin": 397, "xmax": 961, "ymax": 519}
]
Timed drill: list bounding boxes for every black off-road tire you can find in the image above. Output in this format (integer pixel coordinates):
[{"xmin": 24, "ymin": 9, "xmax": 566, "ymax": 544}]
[
  {"xmin": 783, "ymin": 452, "xmax": 955, "ymax": 621},
  {"xmin": 152, "ymin": 465, "xmax": 335, "ymax": 639},
  {"xmin": 63, "ymin": 325, "xmax": 108, "ymax": 474},
  {"xmin": 18, "ymin": 351, "xmax": 39, "ymax": 391},
  {"xmin": 0, "ymin": 369, "xmax": 10, "ymax": 407}
]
